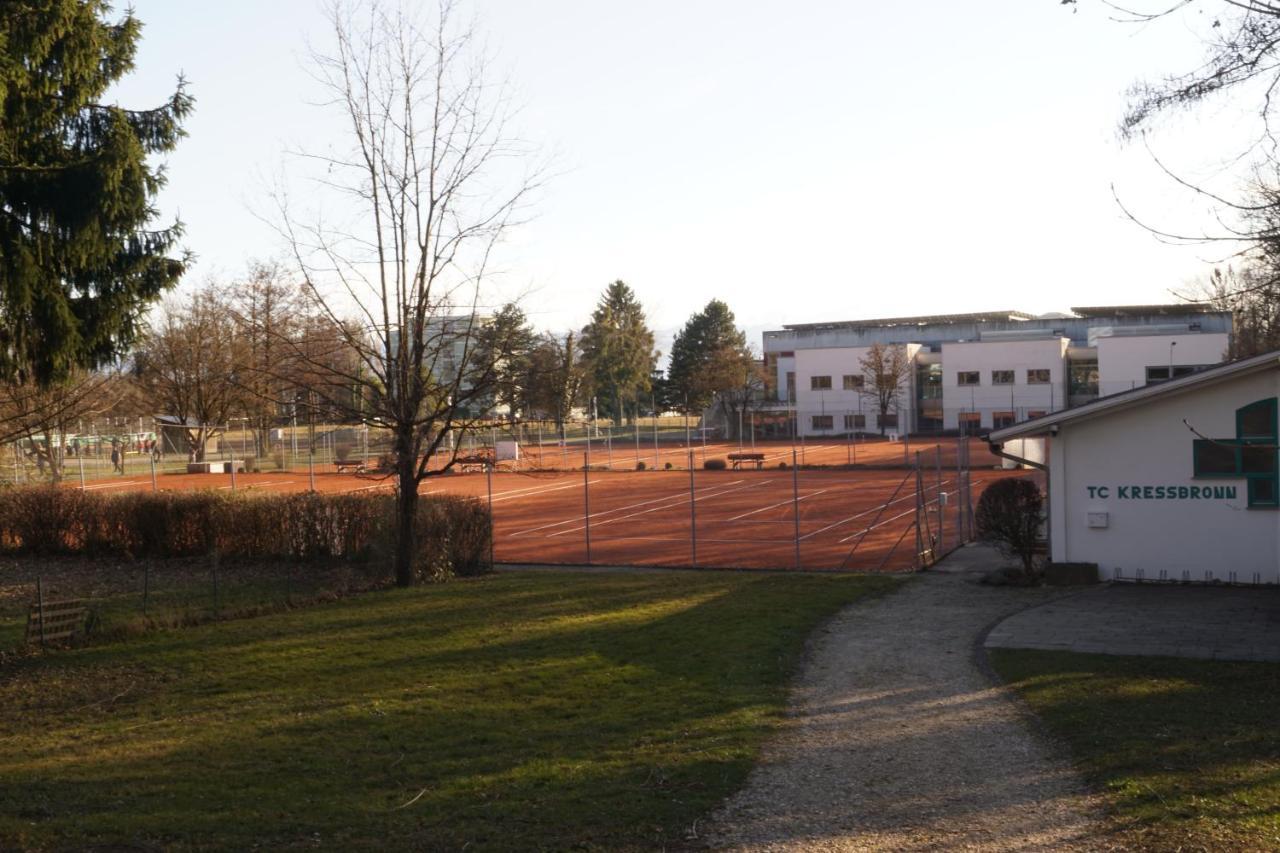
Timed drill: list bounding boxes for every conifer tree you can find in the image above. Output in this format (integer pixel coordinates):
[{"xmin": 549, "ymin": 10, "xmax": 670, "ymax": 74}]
[
  {"xmin": 0, "ymin": 2, "xmax": 192, "ymax": 385},
  {"xmin": 579, "ymin": 280, "xmax": 657, "ymax": 424}
]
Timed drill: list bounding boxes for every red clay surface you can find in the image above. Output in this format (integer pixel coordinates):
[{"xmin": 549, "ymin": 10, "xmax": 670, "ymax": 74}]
[
  {"xmin": 80, "ymin": 460, "xmax": 1031, "ymax": 572},
  {"xmin": 496, "ymin": 436, "xmax": 1001, "ymax": 472}
]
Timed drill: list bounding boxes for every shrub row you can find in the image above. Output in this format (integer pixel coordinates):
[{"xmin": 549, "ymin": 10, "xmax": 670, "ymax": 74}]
[{"xmin": 0, "ymin": 487, "xmax": 491, "ymax": 577}]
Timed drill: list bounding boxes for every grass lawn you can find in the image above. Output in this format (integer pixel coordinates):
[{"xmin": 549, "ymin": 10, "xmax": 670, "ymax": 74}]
[
  {"xmin": 990, "ymin": 649, "xmax": 1280, "ymax": 851},
  {"xmin": 0, "ymin": 569, "xmax": 896, "ymax": 851}
]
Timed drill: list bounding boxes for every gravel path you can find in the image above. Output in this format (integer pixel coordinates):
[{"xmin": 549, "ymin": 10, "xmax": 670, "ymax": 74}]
[{"xmin": 707, "ymin": 558, "xmax": 1105, "ymax": 851}]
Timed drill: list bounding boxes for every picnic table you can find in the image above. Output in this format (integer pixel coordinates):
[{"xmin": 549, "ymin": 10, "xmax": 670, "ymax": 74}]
[{"xmin": 727, "ymin": 452, "xmax": 766, "ymax": 470}]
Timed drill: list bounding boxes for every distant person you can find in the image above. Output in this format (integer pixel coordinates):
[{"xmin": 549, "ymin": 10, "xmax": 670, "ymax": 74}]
[{"xmin": 110, "ymin": 445, "xmax": 121, "ymax": 474}]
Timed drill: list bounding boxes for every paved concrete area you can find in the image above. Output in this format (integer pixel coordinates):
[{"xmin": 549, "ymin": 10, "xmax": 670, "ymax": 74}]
[{"xmin": 986, "ymin": 583, "xmax": 1280, "ymax": 662}]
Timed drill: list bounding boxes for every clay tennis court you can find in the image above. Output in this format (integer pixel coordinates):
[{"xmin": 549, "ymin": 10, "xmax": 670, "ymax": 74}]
[
  {"xmin": 475, "ymin": 436, "xmax": 1002, "ymax": 472},
  {"xmin": 78, "ymin": 453, "xmax": 1027, "ymax": 571}
]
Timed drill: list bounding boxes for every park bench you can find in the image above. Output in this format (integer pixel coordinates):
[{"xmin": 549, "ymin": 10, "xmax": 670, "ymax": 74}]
[
  {"xmin": 727, "ymin": 452, "xmax": 766, "ymax": 470},
  {"xmin": 333, "ymin": 459, "xmax": 368, "ymax": 474},
  {"xmin": 455, "ymin": 454, "xmax": 492, "ymax": 473},
  {"xmin": 26, "ymin": 598, "xmax": 87, "ymax": 647}
]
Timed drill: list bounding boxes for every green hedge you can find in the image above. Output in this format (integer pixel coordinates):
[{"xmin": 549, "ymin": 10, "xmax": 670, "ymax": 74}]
[{"xmin": 0, "ymin": 487, "xmax": 491, "ymax": 578}]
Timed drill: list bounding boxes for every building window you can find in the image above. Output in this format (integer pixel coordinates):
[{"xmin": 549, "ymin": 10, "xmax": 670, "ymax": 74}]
[
  {"xmin": 844, "ymin": 413, "xmax": 866, "ymax": 430},
  {"xmin": 957, "ymin": 371, "xmax": 980, "ymax": 386},
  {"xmin": 1192, "ymin": 398, "xmax": 1278, "ymax": 508},
  {"xmin": 811, "ymin": 414, "xmax": 834, "ymax": 430},
  {"xmin": 1026, "ymin": 369, "xmax": 1051, "ymax": 384},
  {"xmin": 879, "ymin": 413, "xmax": 898, "ymax": 429},
  {"xmin": 1146, "ymin": 365, "xmax": 1204, "ymax": 384},
  {"xmin": 810, "ymin": 375, "xmax": 832, "ymax": 391},
  {"xmin": 958, "ymin": 412, "xmax": 982, "ymax": 434},
  {"xmin": 992, "ymin": 370, "xmax": 1014, "ymax": 385},
  {"xmin": 842, "ymin": 374, "xmax": 864, "ymax": 390},
  {"xmin": 786, "ymin": 371, "xmax": 796, "ymax": 403},
  {"xmin": 992, "ymin": 411, "xmax": 1015, "ymax": 430},
  {"xmin": 1069, "ymin": 360, "xmax": 1099, "ymax": 397}
]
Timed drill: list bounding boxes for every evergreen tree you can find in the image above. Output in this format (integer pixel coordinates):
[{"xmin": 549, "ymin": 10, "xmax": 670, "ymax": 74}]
[
  {"xmin": 667, "ymin": 299, "xmax": 751, "ymax": 412},
  {"xmin": 0, "ymin": 2, "xmax": 192, "ymax": 385},
  {"xmin": 579, "ymin": 281, "xmax": 657, "ymax": 423}
]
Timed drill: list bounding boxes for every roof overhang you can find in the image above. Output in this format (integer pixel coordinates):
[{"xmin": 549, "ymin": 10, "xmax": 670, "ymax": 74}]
[{"xmin": 988, "ymin": 350, "xmax": 1280, "ymax": 443}]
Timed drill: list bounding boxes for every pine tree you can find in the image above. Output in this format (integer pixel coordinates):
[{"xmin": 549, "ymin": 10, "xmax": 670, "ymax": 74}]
[
  {"xmin": 579, "ymin": 280, "xmax": 657, "ymax": 424},
  {"xmin": 0, "ymin": 2, "xmax": 192, "ymax": 385},
  {"xmin": 667, "ymin": 299, "xmax": 751, "ymax": 410}
]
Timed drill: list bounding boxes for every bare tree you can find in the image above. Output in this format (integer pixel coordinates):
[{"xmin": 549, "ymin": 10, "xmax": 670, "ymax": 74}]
[
  {"xmin": 858, "ymin": 343, "xmax": 911, "ymax": 436},
  {"xmin": 275, "ymin": 0, "xmax": 541, "ymax": 586},
  {"xmin": 0, "ymin": 372, "xmax": 118, "ymax": 481},
  {"xmin": 134, "ymin": 287, "xmax": 248, "ymax": 462},
  {"xmin": 524, "ymin": 331, "xmax": 584, "ymax": 439},
  {"xmin": 227, "ymin": 260, "xmax": 308, "ymax": 456}
]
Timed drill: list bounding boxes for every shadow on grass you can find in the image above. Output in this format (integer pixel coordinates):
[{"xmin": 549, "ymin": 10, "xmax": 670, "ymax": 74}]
[
  {"xmin": 991, "ymin": 649, "xmax": 1280, "ymax": 850},
  {"xmin": 0, "ymin": 571, "xmax": 897, "ymax": 851}
]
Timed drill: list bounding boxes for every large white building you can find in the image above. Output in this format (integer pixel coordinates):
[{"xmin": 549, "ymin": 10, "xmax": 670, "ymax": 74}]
[
  {"xmin": 760, "ymin": 305, "xmax": 1233, "ymax": 437},
  {"xmin": 989, "ymin": 351, "xmax": 1279, "ymax": 583}
]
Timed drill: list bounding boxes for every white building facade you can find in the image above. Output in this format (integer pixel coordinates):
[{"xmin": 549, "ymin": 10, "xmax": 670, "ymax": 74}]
[
  {"xmin": 761, "ymin": 305, "xmax": 1232, "ymax": 437},
  {"xmin": 990, "ymin": 352, "xmax": 1280, "ymax": 584}
]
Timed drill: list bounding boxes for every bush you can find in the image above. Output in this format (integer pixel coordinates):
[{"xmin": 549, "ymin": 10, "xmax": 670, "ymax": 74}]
[
  {"xmin": 334, "ymin": 441, "xmax": 355, "ymax": 462},
  {"xmin": 975, "ymin": 477, "xmax": 1044, "ymax": 574},
  {"xmin": 272, "ymin": 447, "xmax": 287, "ymax": 470},
  {"xmin": 703, "ymin": 458, "xmax": 727, "ymax": 470},
  {"xmin": 0, "ymin": 486, "xmax": 492, "ymax": 579},
  {"xmin": 635, "ymin": 460, "xmax": 647, "ymax": 471},
  {"xmin": 664, "ymin": 462, "xmax": 674, "ymax": 470}
]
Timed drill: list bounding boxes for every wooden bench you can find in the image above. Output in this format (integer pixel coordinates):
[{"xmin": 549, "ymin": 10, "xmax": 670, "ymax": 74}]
[
  {"xmin": 26, "ymin": 598, "xmax": 87, "ymax": 647},
  {"xmin": 728, "ymin": 452, "xmax": 766, "ymax": 470},
  {"xmin": 455, "ymin": 454, "xmax": 493, "ymax": 473},
  {"xmin": 333, "ymin": 459, "xmax": 368, "ymax": 474}
]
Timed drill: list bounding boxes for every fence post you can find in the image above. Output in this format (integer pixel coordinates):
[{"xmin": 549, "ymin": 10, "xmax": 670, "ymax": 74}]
[
  {"xmin": 36, "ymin": 575, "xmax": 46, "ymax": 651},
  {"xmin": 308, "ymin": 444, "xmax": 315, "ymax": 492},
  {"xmin": 914, "ymin": 452, "xmax": 925, "ymax": 568},
  {"xmin": 78, "ymin": 454, "xmax": 86, "ymax": 490},
  {"xmin": 151, "ymin": 452, "xmax": 158, "ymax": 492},
  {"xmin": 792, "ymin": 448, "xmax": 802, "ymax": 570},
  {"xmin": 486, "ymin": 461, "xmax": 495, "ymax": 569},
  {"xmin": 653, "ymin": 407, "xmax": 659, "ymax": 470},
  {"xmin": 936, "ymin": 445, "xmax": 944, "ymax": 553},
  {"xmin": 688, "ymin": 451, "xmax": 697, "ymax": 567},
  {"xmin": 583, "ymin": 451, "xmax": 592, "ymax": 564},
  {"xmin": 211, "ymin": 549, "xmax": 220, "ymax": 614}
]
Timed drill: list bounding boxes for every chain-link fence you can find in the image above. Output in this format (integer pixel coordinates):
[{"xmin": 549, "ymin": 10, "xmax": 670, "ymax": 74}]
[
  {"xmin": 483, "ymin": 439, "xmax": 1020, "ymax": 573},
  {"xmin": 2, "ymin": 556, "xmax": 385, "ymax": 652}
]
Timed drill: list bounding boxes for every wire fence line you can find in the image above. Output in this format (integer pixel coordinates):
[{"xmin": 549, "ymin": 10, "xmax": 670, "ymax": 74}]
[{"xmin": 485, "ymin": 438, "xmax": 992, "ymax": 573}]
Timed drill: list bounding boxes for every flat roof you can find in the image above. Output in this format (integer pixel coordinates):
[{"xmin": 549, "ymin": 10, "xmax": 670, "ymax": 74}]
[
  {"xmin": 1069, "ymin": 303, "xmax": 1218, "ymax": 318},
  {"xmin": 781, "ymin": 310, "xmax": 1036, "ymax": 331}
]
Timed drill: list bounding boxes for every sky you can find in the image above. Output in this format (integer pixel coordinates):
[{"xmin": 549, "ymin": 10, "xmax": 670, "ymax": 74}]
[{"xmin": 109, "ymin": 1, "xmax": 1265, "ymax": 358}]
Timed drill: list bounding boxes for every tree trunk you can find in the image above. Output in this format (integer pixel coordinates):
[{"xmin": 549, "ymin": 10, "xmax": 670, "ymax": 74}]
[{"xmin": 393, "ymin": 429, "xmax": 418, "ymax": 587}]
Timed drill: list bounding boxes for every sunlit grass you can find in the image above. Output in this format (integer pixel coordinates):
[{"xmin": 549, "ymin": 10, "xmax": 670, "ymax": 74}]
[
  {"xmin": 991, "ymin": 649, "xmax": 1280, "ymax": 851},
  {"xmin": 0, "ymin": 570, "xmax": 896, "ymax": 851}
]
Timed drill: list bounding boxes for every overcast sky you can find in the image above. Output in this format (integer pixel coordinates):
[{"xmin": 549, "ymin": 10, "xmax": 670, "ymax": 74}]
[{"xmin": 111, "ymin": 1, "xmax": 1261, "ymax": 355}]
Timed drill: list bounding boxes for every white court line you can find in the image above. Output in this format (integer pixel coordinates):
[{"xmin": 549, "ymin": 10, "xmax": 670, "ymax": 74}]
[
  {"xmin": 797, "ymin": 477, "xmax": 955, "ymax": 542},
  {"xmin": 724, "ymin": 488, "xmax": 831, "ymax": 521},
  {"xmin": 547, "ymin": 480, "xmax": 766, "ymax": 538},
  {"xmin": 81, "ymin": 479, "xmax": 146, "ymax": 491},
  {"xmin": 835, "ymin": 494, "xmax": 946, "ymax": 544},
  {"xmin": 491, "ymin": 478, "xmax": 604, "ymax": 505},
  {"xmin": 507, "ymin": 480, "xmax": 748, "ymax": 537},
  {"xmin": 218, "ymin": 480, "xmax": 295, "ymax": 491}
]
